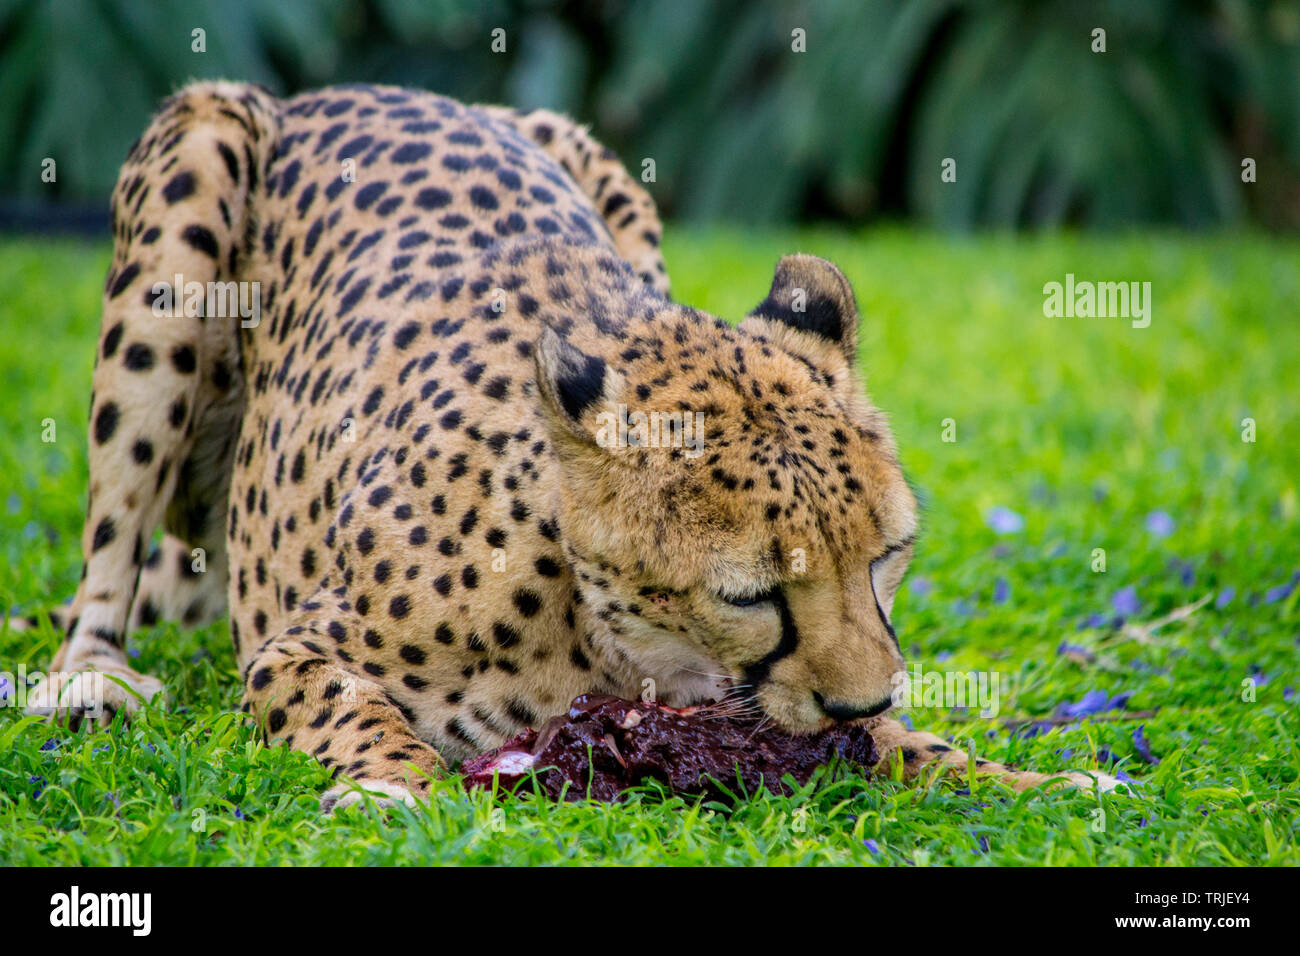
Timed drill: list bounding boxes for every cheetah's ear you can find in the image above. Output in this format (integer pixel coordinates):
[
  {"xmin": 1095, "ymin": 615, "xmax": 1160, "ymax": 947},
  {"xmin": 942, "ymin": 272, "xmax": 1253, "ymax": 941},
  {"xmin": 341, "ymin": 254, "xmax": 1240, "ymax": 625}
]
[
  {"xmin": 535, "ymin": 327, "xmax": 622, "ymax": 447},
  {"xmin": 741, "ymin": 254, "xmax": 859, "ymax": 363}
]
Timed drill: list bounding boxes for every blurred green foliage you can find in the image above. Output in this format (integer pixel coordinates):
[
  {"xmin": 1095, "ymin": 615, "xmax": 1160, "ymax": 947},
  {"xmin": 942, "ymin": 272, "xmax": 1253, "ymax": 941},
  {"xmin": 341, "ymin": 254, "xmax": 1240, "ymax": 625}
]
[{"xmin": 1, "ymin": 0, "xmax": 1298, "ymax": 228}]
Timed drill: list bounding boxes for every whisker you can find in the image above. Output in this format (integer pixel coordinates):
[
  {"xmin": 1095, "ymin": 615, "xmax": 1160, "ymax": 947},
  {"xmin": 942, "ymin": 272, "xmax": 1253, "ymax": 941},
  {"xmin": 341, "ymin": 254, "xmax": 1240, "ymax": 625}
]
[{"xmin": 744, "ymin": 715, "xmax": 774, "ymax": 742}]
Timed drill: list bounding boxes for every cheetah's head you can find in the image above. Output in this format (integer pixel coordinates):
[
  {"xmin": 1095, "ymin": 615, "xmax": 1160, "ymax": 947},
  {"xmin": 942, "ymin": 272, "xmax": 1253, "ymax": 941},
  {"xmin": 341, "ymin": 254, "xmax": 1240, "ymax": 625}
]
[{"xmin": 535, "ymin": 254, "xmax": 917, "ymax": 733}]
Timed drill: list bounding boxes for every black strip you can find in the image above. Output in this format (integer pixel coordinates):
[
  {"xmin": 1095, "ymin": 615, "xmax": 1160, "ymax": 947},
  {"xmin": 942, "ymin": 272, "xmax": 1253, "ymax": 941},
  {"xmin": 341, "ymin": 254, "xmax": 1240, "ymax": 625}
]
[{"xmin": 741, "ymin": 588, "xmax": 799, "ymax": 688}]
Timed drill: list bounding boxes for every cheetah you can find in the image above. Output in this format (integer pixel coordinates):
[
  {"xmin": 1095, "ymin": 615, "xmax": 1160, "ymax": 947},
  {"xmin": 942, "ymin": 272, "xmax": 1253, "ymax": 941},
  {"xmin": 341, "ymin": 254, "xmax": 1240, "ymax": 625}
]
[{"xmin": 22, "ymin": 82, "xmax": 1117, "ymax": 809}]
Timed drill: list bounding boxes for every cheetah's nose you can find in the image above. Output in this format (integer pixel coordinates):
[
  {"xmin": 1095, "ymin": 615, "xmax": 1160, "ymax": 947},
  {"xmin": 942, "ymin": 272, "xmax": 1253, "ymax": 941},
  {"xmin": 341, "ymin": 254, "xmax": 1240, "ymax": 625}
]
[{"xmin": 813, "ymin": 691, "xmax": 891, "ymax": 722}]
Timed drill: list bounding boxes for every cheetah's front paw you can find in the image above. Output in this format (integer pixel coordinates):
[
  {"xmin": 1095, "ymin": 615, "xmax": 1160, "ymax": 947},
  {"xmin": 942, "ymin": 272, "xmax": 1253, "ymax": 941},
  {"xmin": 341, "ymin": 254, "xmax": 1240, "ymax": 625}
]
[
  {"xmin": 321, "ymin": 779, "xmax": 421, "ymax": 815},
  {"xmin": 1064, "ymin": 769, "xmax": 1127, "ymax": 793},
  {"xmin": 24, "ymin": 661, "xmax": 164, "ymax": 728}
]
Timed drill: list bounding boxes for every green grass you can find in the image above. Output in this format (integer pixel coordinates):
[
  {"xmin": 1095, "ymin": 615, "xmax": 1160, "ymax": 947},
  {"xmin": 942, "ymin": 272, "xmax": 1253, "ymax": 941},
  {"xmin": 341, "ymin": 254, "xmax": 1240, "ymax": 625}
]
[{"xmin": 1, "ymin": 229, "xmax": 1297, "ymax": 866}]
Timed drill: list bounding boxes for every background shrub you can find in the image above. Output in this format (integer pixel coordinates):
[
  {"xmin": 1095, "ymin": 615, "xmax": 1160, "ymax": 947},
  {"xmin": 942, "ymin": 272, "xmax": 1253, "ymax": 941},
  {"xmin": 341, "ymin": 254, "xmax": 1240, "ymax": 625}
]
[{"xmin": 1, "ymin": 0, "xmax": 1297, "ymax": 228}]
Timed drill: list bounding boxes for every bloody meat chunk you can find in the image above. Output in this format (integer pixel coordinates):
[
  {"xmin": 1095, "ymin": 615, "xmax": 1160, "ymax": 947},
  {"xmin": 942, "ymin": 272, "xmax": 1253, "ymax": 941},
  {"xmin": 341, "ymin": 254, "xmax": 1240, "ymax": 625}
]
[{"xmin": 460, "ymin": 694, "xmax": 878, "ymax": 802}]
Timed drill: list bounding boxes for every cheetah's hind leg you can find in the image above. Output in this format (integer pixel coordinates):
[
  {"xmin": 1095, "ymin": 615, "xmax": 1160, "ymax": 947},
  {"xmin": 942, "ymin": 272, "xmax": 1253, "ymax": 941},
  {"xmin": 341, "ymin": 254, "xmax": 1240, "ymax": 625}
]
[
  {"xmin": 22, "ymin": 81, "xmax": 280, "ymax": 727},
  {"xmin": 484, "ymin": 105, "xmax": 670, "ymax": 296}
]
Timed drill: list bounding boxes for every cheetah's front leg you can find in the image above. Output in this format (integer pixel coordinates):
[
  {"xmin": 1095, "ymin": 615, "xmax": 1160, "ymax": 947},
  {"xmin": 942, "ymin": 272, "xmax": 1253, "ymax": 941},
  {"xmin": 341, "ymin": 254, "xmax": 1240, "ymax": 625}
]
[
  {"xmin": 242, "ymin": 601, "xmax": 444, "ymax": 813},
  {"xmin": 867, "ymin": 717, "xmax": 1123, "ymax": 793}
]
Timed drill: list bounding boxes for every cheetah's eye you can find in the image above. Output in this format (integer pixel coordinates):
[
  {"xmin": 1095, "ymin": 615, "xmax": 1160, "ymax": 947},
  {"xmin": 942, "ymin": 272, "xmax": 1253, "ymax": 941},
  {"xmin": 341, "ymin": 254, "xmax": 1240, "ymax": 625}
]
[{"xmin": 719, "ymin": 588, "xmax": 776, "ymax": 609}]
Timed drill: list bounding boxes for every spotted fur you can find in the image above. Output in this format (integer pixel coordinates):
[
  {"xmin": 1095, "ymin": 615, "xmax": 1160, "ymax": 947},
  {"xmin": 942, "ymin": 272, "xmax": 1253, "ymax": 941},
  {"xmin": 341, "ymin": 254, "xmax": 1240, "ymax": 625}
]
[{"xmin": 23, "ymin": 82, "xmax": 1117, "ymax": 805}]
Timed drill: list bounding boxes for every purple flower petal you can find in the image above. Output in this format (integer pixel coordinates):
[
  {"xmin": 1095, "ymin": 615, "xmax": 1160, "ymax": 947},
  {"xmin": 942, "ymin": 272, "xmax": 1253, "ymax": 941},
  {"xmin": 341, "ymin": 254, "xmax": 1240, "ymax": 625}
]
[
  {"xmin": 1216, "ymin": 587, "xmax": 1236, "ymax": 609},
  {"xmin": 1112, "ymin": 586, "xmax": 1140, "ymax": 617},
  {"xmin": 1054, "ymin": 690, "xmax": 1132, "ymax": 720},
  {"xmin": 993, "ymin": 577, "xmax": 1010, "ymax": 604},
  {"xmin": 39, "ymin": 738, "xmax": 59, "ymax": 752},
  {"xmin": 1016, "ymin": 720, "xmax": 1056, "ymax": 739},
  {"xmin": 1057, "ymin": 689, "xmax": 1112, "ymax": 718},
  {"xmin": 1145, "ymin": 510, "xmax": 1175, "ymax": 538},
  {"xmin": 908, "ymin": 577, "xmax": 932, "ymax": 598},
  {"xmin": 1132, "ymin": 724, "xmax": 1160, "ymax": 765},
  {"xmin": 863, "ymin": 838, "xmax": 880, "ymax": 855},
  {"xmin": 1263, "ymin": 578, "xmax": 1296, "ymax": 605},
  {"xmin": 1108, "ymin": 691, "xmax": 1135, "ymax": 710},
  {"xmin": 985, "ymin": 506, "xmax": 1024, "ymax": 535},
  {"xmin": 1079, "ymin": 613, "xmax": 1109, "ymax": 630},
  {"xmin": 1283, "ymin": 686, "xmax": 1295, "ymax": 702}
]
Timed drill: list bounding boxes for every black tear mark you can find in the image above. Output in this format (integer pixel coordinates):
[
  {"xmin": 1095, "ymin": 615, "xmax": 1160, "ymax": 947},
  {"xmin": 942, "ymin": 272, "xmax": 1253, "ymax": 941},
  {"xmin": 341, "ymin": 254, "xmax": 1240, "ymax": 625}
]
[{"xmin": 741, "ymin": 587, "xmax": 798, "ymax": 689}]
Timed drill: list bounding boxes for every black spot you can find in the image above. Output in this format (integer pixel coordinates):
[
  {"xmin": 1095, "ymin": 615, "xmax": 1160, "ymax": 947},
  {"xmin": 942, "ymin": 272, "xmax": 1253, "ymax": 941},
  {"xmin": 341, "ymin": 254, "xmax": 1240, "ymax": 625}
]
[
  {"xmin": 181, "ymin": 224, "xmax": 219, "ymax": 259},
  {"xmin": 469, "ymin": 185, "xmax": 498, "ymax": 210},
  {"xmin": 512, "ymin": 589, "xmax": 542, "ymax": 618},
  {"xmin": 123, "ymin": 343, "xmax": 155, "ymax": 371},
  {"xmin": 216, "ymin": 142, "xmax": 240, "ymax": 183},
  {"xmin": 131, "ymin": 439, "xmax": 154, "ymax": 465},
  {"xmin": 170, "ymin": 344, "xmax": 197, "ymax": 374},
  {"xmin": 393, "ymin": 322, "xmax": 420, "ymax": 349},
  {"xmin": 163, "ymin": 171, "xmax": 196, "ymax": 204},
  {"xmin": 93, "ymin": 402, "xmax": 121, "ymax": 444},
  {"xmin": 91, "ymin": 517, "xmax": 116, "ymax": 552},
  {"xmin": 102, "ymin": 322, "xmax": 124, "ymax": 358},
  {"xmin": 268, "ymin": 708, "xmax": 287, "ymax": 733},
  {"xmin": 414, "ymin": 187, "xmax": 452, "ymax": 210},
  {"xmin": 109, "ymin": 263, "xmax": 140, "ymax": 299},
  {"xmin": 354, "ymin": 181, "xmax": 388, "ymax": 211},
  {"xmin": 493, "ymin": 622, "xmax": 521, "ymax": 648},
  {"xmin": 392, "ymin": 142, "xmax": 432, "ymax": 164}
]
